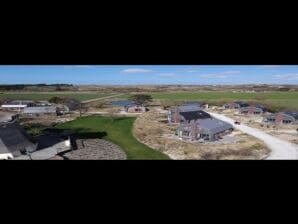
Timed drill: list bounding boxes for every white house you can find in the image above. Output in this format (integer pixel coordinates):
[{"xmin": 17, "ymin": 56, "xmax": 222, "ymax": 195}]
[{"xmin": 1, "ymin": 100, "xmax": 34, "ymax": 111}]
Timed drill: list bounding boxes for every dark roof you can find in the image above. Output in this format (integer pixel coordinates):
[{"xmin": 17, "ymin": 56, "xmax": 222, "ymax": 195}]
[
  {"xmin": 196, "ymin": 118, "xmax": 233, "ymax": 133},
  {"xmin": 254, "ymin": 104, "xmax": 266, "ymax": 109},
  {"xmin": 180, "ymin": 110, "xmax": 211, "ymax": 122},
  {"xmin": 180, "ymin": 101, "xmax": 205, "ymax": 106},
  {"xmin": 229, "ymin": 101, "xmax": 249, "ymax": 107},
  {"xmin": 0, "ymin": 121, "xmax": 37, "ymax": 155},
  {"xmin": 175, "ymin": 105, "xmax": 202, "ymax": 112},
  {"xmin": 284, "ymin": 112, "xmax": 298, "ymax": 120}
]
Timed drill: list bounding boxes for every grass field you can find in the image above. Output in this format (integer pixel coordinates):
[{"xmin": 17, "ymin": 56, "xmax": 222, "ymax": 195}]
[
  {"xmin": 0, "ymin": 92, "xmax": 112, "ymax": 101},
  {"xmin": 122, "ymin": 91, "xmax": 298, "ymax": 111},
  {"xmin": 56, "ymin": 116, "xmax": 170, "ymax": 160}
]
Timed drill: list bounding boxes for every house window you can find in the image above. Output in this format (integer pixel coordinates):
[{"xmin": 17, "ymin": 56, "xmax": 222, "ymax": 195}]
[
  {"xmin": 283, "ymin": 120, "xmax": 291, "ymax": 124},
  {"xmin": 182, "ymin": 131, "xmax": 189, "ymax": 136}
]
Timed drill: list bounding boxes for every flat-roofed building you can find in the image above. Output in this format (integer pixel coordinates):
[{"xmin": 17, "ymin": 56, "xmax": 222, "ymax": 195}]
[
  {"xmin": 23, "ymin": 106, "xmax": 57, "ymax": 116},
  {"xmin": 1, "ymin": 100, "xmax": 35, "ymax": 111}
]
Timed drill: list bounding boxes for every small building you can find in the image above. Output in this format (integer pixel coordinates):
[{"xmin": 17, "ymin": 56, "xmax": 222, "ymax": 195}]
[
  {"xmin": 180, "ymin": 101, "xmax": 207, "ymax": 108},
  {"xmin": 124, "ymin": 104, "xmax": 147, "ymax": 113},
  {"xmin": 263, "ymin": 112, "xmax": 298, "ymax": 124},
  {"xmin": 23, "ymin": 106, "xmax": 57, "ymax": 116},
  {"xmin": 0, "ymin": 120, "xmax": 37, "ymax": 159},
  {"xmin": 239, "ymin": 104, "xmax": 265, "ymax": 115},
  {"xmin": 1, "ymin": 100, "xmax": 35, "ymax": 111},
  {"xmin": 64, "ymin": 99, "xmax": 81, "ymax": 111},
  {"xmin": 176, "ymin": 118, "xmax": 233, "ymax": 141},
  {"xmin": 224, "ymin": 101, "xmax": 249, "ymax": 109},
  {"xmin": 167, "ymin": 104, "xmax": 204, "ymax": 123},
  {"xmin": 35, "ymin": 101, "xmax": 52, "ymax": 106}
]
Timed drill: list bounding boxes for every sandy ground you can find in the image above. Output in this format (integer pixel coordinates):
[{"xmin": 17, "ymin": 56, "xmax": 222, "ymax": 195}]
[
  {"xmin": 209, "ymin": 112, "xmax": 298, "ymax": 160},
  {"xmin": 133, "ymin": 109, "xmax": 269, "ymax": 160},
  {"xmin": 0, "ymin": 111, "xmax": 15, "ymax": 122}
]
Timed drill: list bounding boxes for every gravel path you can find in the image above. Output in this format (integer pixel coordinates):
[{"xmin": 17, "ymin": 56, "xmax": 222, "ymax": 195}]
[
  {"xmin": 209, "ymin": 112, "xmax": 298, "ymax": 160},
  {"xmin": 62, "ymin": 138, "xmax": 127, "ymax": 160}
]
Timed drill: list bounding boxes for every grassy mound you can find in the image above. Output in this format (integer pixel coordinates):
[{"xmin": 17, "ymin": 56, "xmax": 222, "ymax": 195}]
[{"xmin": 56, "ymin": 115, "xmax": 170, "ymax": 160}]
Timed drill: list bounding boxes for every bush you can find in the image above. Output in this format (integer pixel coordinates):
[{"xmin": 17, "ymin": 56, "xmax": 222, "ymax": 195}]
[
  {"xmin": 49, "ymin": 96, "xmax": 65, "ymax": 104},
  {"xmin": 129, "ymin": 94, "xmax": 153, "ymax": 106}
]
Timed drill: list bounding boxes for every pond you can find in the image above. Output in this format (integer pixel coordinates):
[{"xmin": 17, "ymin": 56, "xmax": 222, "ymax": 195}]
[{"xmin": 111, "ymin": 100, "xmax": 134, "ymax": 107}]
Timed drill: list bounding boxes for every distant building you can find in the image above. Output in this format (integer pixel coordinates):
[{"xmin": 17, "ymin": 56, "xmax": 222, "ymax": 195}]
[
  {"xmin": 124, "ymin": 104, "xmax": 147, "ymax": 113},
  {"xmin": 64, "ymin": 99, "xmax": 81, "ymax": 111},
  {"xmin": 263, "ymin": 112, "xmax": 298, "ymax": 124},
  {"xmin": 0, "ymin": 120, "xmax": 37, "ymax": 159},
  {"xmin": 239, "ymin": 104, "xmax": 266, "ymax": 115},
  {"xmin": 23, "ymin": 106, "xmax": 57, "ymax": 116},
  {"xmin": 177, "ymin": 118, "xmax": 233, "ymax": 141},
  {"xmin": 180, "ymin": 101, "xmax": 206, "ymax": 108},
  {"xmin": 35, "ymin": 101, "xmax": 52, "ymax": 106},
  {"xmin": 1, "ymin": 100, "xmax": 35, "ymax": 111},
  {"xmin": 224, "ymin": 101, "xmax": 249, "ymax": 109},
  {"xmin": 168, "ymin": 104, "xmax": 204, "ymax": 123}
]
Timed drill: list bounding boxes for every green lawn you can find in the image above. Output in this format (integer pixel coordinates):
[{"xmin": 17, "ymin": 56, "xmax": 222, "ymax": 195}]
[
  {"xmin": 150, "ymin": 91, "xmax": 298, "ymax": 101},
  {"xmin": 56, "ymin": 116, "xmax": 170, "ymax": 160},
  {"xmin": 0, "ymin": 92, "xmax": 111, "ymax": 101},
  {"xmin": 122, "ymin": 91, "xmax": 298, "ymax": 111}
]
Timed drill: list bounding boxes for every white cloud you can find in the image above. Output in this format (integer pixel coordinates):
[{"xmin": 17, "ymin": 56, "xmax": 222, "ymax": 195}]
[
  {"xmin": 259, "ymin": 65, "xmax": 281, "ymax": 68},
  {"xmin": 220, "ymin": 71, "xmax": 241, "ymax": 75},
  {"xmin": 157, "ymin": 73, "xmax": 176, "ymax": 77},
  {"xmin": 121, "ymin": 68, "xmax": 154, "ymax": 74},
  {"xmin": 199, "ymin": 70, "xmax": 241, "ymax": 79}
]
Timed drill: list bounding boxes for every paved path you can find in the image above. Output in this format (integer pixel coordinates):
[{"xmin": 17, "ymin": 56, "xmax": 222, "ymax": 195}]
[
  {"xmin": 82, "ymin": 94, "xmax": 124, "ymax": 103},
  {"xmin": 209, "ymin": 112, "xmax": 298, "ymax": 160},
  {"xmin": 0, "ymin": 112, "xmax": 15, "ymax": 122}
]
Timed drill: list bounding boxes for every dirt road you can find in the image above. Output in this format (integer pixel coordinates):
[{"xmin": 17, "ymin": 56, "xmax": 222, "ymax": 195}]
[
  {"xmin": 209, "ymin": 112, "xmax": 298, "ymax": 160},
  {"xmin": 82, "ymin": 94, "xmax": 124, "ymax": 103}
]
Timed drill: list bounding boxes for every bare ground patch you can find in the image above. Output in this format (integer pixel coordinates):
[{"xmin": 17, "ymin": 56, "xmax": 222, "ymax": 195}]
[{"xmin": 133, "ymin": 109, "xmax": 270, "ymax": 160}]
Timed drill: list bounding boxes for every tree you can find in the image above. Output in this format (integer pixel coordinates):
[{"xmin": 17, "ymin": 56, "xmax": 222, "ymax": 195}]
[
  {"xmin": 129, "ymin": 94, "xmax": 153, "ymax": 106},
  {"xmin": 49, "ymin": 96, "xmax": 65, "ymax": 104}
]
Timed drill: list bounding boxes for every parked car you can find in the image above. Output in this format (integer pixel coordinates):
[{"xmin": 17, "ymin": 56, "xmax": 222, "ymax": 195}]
[{"xmin": 234, "ymin": 121, "xmax": 241, "ymax": 125}]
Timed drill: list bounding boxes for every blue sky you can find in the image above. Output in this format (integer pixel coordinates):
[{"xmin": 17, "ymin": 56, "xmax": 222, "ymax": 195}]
[{"xmin": 0, "ymin": 65, "xmax": 297, "ymax": 85}]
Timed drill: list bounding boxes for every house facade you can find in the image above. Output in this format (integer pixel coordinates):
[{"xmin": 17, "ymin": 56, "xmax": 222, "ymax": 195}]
[
  {"xmin": 23, "ymin": 106, "xmax": 57, "ymax": 116},
  {"xmin": 224, "ymin": 101, "xmax": 249, "ymax": 109},
  {"xmin": 125, "ymin": 104, "xmax": 146, "ymax": 113},
  {"xmin": 176, "ymin": 118, "xmax": 233, "ymax": 141},
  {"xmin": 263, "ymin": 112, "xmax": 298, "ymax": 124},
  {"xmin": 239, "ymin": 105, "xmax": 265, "ymax": 115}
]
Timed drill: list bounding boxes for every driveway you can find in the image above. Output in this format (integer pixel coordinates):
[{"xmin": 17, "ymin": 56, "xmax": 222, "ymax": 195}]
[
  {"xmin": 209, "ymin": 112, "xmax": 298, "ymax": 160},
  {"xmin": 0, "ymin": 111, "xmax": 15, "ymax": 122}
]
